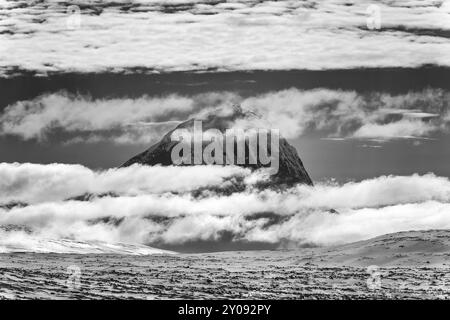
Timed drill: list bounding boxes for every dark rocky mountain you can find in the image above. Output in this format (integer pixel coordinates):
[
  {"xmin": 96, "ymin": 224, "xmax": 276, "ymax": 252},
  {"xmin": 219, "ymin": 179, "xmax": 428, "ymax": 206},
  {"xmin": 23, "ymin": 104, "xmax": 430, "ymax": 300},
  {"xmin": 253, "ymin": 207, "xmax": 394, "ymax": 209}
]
[{"xmin": 122, "ymin": 107, "xmax": 313, "ymax": 187}]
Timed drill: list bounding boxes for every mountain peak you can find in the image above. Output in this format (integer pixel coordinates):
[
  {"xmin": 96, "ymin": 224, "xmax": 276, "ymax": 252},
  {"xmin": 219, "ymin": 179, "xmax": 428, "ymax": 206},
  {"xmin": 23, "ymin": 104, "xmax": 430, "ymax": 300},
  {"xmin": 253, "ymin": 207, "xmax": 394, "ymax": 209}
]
[{"xmin": 122, "ymin": 106, "xmax": 313, "ymax": 187}]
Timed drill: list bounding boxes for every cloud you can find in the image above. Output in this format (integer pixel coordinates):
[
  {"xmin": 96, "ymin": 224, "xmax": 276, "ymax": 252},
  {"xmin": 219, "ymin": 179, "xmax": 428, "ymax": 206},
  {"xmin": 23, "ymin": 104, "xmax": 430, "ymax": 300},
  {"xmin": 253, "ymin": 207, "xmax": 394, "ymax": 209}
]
[
  {"xmin": 1, "ymin": 0, "xmax": 450, "ymax": 76},
  {"xmin": 0, "ymin": 162, "xmax": 254, "ymax": 204},
  {"xmin": 1, "ymin": 162, "xmax": 450, "ymax": 252},
  {"xmin": 1, "ymin": 88, "xmax": 449, "ymax": 143},
  {"xmin": 244, "ymin": 201, "xmax": 450, "ymax": 246},
  {"xmin": 0, "ymin": 92, "xmax": 193, "ymax": 143},
  {"xmin": 238, "ymin": 88, "xmax": 450, "ymax": 141},
  {"xmin": 352, "ymin": 119, "xmax": 435, "ymax": 139}
]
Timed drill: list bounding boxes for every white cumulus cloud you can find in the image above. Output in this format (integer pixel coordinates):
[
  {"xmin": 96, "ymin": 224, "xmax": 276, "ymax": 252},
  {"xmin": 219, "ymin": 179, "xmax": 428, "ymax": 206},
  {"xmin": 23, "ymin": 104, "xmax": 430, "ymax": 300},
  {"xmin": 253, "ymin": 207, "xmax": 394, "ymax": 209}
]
[{"xmin": 1, "ymin": 162, "xmax": 450, "ymax": 252}]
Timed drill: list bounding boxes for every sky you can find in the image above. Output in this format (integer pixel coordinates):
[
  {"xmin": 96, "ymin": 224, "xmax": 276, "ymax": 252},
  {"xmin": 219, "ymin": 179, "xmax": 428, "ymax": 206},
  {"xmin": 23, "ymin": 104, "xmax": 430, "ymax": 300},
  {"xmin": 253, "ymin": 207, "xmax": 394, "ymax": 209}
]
[
  {"xmin": 0, "ymin": 0, "xmax": 450, "ymax": 252},
  {"xmin": 0, "ymin": 0, "xmax": 449, "ymax": 182}
]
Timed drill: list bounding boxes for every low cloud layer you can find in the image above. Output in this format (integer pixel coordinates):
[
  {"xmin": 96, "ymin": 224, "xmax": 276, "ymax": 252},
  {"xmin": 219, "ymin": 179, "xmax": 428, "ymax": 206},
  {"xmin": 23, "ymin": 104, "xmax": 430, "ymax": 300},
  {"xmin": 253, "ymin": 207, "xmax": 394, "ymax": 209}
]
[
  {"xmin": 1, "ymin": 163, "xmax": 450, "ymax": 253},
  {"xmin": 0, "ymin": 162, "xmax": 253, "ymax": 204},
  {"xmin": 1, "ymin": 0, "xmax": 450, "ymax": 76},
  {"xmin": 1, "ymin": 88, "xmax": 449, "ymax": 143}
]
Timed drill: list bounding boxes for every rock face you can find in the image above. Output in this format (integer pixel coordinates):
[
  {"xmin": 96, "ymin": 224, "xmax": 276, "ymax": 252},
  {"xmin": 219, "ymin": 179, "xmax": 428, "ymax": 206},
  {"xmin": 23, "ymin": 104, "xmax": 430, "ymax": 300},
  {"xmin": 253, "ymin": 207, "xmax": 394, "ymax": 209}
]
[{"xmin": 122, "ymin": 108, "xmax": 313, "ymax": 187}]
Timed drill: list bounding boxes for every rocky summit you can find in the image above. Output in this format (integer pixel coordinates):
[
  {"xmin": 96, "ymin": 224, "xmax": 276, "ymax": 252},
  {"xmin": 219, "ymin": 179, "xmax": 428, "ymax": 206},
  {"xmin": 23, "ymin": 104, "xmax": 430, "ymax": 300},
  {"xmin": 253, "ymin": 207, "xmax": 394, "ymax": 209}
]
[{"xmin": 122, "ymin": 107, "xmax": 313, "ymax": 187}]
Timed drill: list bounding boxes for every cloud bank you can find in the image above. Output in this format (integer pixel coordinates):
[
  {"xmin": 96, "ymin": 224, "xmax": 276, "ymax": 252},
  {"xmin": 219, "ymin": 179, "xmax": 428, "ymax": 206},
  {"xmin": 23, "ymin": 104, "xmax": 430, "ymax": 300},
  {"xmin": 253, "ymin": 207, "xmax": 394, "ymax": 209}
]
[
  {"xmin": 0, "ymin": 162, "xmax": 253, "ymax": 204},
  {"xmin": 1, "ymin": 162, "xmax": 450, "ymax": 253},
  {"xmin": 1, "ymin": 0, "xmax": 450, "ymax": 76},
  {"xmin": 1, "ymin": 88, "xmax": 449, "ymax": 143}
]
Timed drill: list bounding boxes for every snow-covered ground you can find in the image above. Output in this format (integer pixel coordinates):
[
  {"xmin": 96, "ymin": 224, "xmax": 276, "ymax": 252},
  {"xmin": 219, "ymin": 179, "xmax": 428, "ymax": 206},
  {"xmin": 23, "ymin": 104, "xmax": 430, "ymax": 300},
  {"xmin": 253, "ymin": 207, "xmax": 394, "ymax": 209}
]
[{"xmin": 1, "ymin": 229, "xmax": 449, "ymax": 299}]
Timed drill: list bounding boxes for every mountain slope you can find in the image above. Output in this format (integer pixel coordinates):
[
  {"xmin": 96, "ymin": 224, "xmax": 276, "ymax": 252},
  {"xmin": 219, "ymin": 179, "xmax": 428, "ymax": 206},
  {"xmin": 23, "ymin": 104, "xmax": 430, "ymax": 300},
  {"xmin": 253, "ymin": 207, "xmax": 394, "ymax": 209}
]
[
  {"xmin": 122, "ymin": 107, "xmax": 313, "ymax": 186},
  {"xmin": 294, "ymin": 229, "xmax": 450, "ymax": 267}
]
